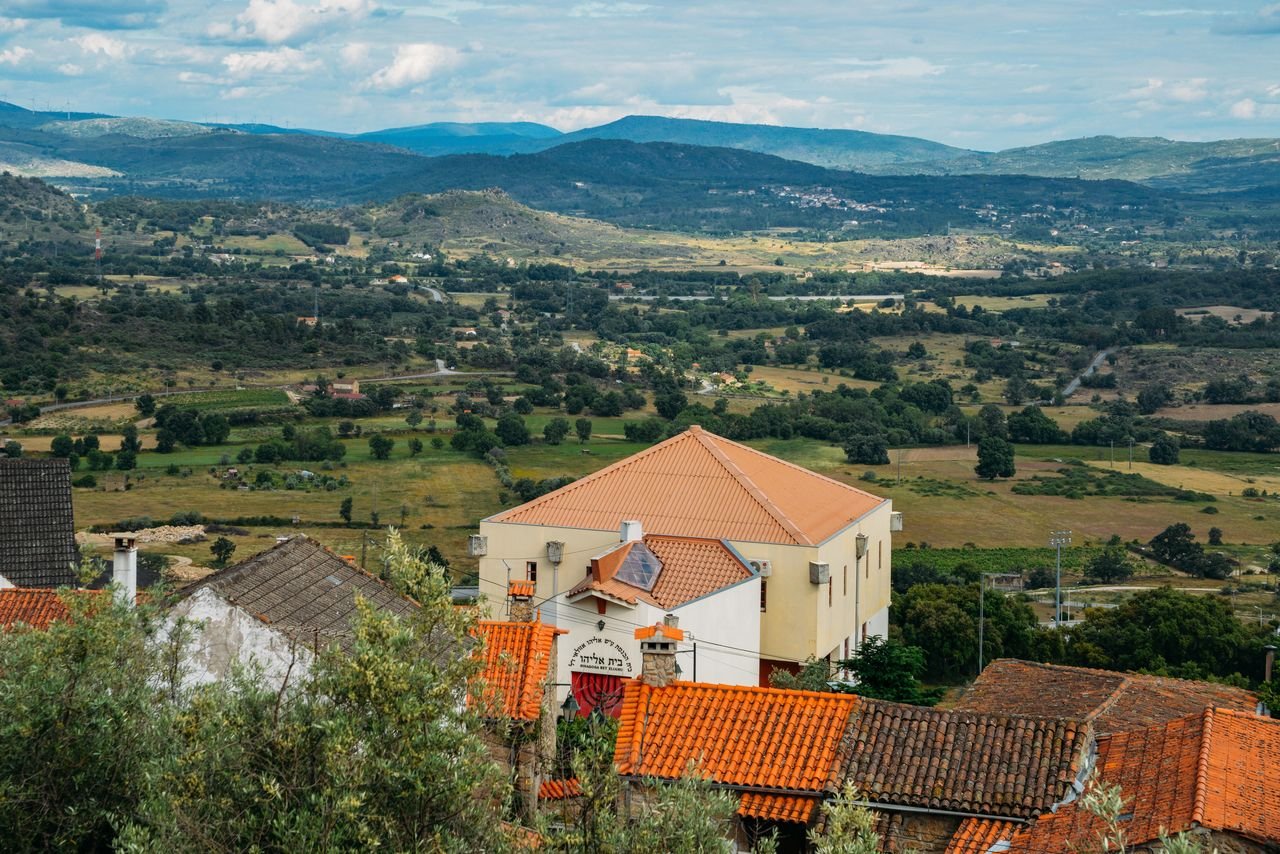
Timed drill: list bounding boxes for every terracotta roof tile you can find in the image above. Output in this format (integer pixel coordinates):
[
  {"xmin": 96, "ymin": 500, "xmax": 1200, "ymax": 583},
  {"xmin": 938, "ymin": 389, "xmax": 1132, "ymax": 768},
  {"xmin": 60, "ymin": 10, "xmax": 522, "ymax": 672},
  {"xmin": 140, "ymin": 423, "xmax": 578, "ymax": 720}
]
[
  {"xmin": 953, "ymin": 659, "xmax": 1258, "ymax": 734},
  {"xmin": 738, "ymin": 793, "xmax": 818, "ymax": 824},
  {"xmin": 614, "ymin": 680, "xmax": 858, "ymax": 793},
  {"xmin": 567, "ymin": 535, "xmax": 754, "ymax": 610},
  {"xmin": 471, "ymin": 620, "xmax": 567, "ymax": 721},
  {"xmin": 1005, "ymin": 708, "xmax": 1280, "ymax": 852},
  {"xmin": 0, "ymin": 588, "xmax": 75, "ymax": 629},
  {"xmin": 508, "ymin": 580, "xmax": 536, "ymax": 598},
  {"xmin": 538, "ymin": 778, "xmax": 582, "ymax": 800},
  {"xmin": 840, "ymin": 700, "xmax": 1089, "ymax": 819},
  {"xmin": 488, "ymin": 426, "xmax": 885, "ymax": 546},
  {"xmin": 944, "ymin": 818, "xmax": 1024, "ymax": 854},
  {"xmin": 634, "ymin": 622, "xmax": 684, "ymax": 641}
]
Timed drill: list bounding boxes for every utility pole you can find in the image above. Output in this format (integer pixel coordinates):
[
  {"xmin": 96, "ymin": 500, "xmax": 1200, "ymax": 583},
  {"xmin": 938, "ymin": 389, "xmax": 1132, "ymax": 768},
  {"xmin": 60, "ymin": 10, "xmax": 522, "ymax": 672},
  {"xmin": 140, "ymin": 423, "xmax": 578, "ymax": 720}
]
[
  {"xmin": 1128, "ymin": 437, "xmax": 1134, "ymax": 470},
  {"xmin": 1050, "ymin": 530, "xmax": 1071, "ymax": 628}
]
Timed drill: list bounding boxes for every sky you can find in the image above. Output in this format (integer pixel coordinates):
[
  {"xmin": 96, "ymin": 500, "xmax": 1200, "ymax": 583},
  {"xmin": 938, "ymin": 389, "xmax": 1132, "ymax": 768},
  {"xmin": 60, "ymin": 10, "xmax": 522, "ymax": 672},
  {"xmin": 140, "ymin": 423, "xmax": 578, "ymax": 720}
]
[{"xmin": 0, "ymin": 0, "xmax": 1277, "ymax": 150}]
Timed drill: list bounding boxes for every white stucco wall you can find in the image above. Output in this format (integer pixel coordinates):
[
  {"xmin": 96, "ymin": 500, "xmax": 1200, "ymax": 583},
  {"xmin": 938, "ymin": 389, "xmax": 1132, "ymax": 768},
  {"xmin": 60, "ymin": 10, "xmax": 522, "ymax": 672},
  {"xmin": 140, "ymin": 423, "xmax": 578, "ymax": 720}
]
[
  {"xmin": 668, "ymin": 576, "xmax": 762, "ymax": 686},
  {"xmin": 164, "ymin": 586, "xmax": 314, "ymax": 690}
]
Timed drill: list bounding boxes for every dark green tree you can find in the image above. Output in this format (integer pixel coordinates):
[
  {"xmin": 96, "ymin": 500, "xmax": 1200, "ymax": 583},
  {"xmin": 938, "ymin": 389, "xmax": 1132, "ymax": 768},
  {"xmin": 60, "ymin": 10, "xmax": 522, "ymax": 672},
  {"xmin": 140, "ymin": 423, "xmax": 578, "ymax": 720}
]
[
  {"xmin": 575, "ymin": 418, "xmax": 592, "ymax": 443},
  {"xmin": 368, "ymin": 434, "xmax": 395, "ymax": 460},
  {"xmin": 495, "ymin": 413, "xmax": 530, "ymax": 446},
  {"xmin": 135, "ymin": 393, "xmax": 156, "ymax": 417},
  {"xmin": 1148, "ymin": 433, "xmax": 1180, "ymax": 465},
  {"xmin": 210, "ymin": 537, "xmax": 237, "ymax": 567},
  {"xmin": 340, "ymin": 497, "xmax": 353, "ymax": 524},
  {"xmin": 543, "ymin": 417, "xmax": 570, "ymax": 445},
  {"xmin": 975, "ymin": 436, "xmax": 1016, "ymax": 480},
  {"xmin": 1085, "ymin": 535, "xmax": 1135, "ymax": 583},
  {"xmin": 836, "ymin": 636, "xmax": 938, "ymax": 705}
]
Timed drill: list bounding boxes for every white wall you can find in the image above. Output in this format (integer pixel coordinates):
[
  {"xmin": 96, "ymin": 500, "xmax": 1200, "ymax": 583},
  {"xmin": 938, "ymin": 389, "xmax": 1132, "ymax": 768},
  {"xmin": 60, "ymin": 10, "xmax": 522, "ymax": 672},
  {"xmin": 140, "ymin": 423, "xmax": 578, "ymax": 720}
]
[
  {"xmin": 164, "ymin": 586, "xmax": 314, "ymax": 690},
  {"xmin": 669, "ymin": 577, "xmax": 762, "ymax": 686}
]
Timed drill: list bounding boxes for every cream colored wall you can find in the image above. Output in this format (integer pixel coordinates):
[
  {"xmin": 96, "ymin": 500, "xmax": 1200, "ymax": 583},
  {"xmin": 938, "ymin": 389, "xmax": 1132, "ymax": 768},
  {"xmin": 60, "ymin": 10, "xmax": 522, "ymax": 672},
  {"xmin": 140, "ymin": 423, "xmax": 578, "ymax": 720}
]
[
  {"xmin": 730, "ymin": 499, "xmax": 893, "ymax": 665},
  {"xmin": 476, "ymin": 520, "xmax": 620, "ymax": 622}
]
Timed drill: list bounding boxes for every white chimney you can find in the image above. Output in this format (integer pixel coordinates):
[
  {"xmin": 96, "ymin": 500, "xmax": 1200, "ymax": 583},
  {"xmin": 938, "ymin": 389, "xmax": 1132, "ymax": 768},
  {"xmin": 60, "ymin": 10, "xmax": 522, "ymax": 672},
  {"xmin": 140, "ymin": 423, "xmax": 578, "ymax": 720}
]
[
  {"xmin": 113, "ymin": 536, "xmax": 137, "ymax": 608},
  {"xmin": 620, "ymin": 520, "xmax": 643, "ymax": 542}
]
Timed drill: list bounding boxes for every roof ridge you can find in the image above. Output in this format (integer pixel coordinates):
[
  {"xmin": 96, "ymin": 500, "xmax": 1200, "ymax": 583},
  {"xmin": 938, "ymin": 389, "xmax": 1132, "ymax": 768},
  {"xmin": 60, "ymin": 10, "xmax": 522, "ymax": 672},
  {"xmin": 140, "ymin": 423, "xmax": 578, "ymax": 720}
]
[
  {"xmin": 692, "ymin": 428, "xmax": 809, "ymax": 545},
  {"xmin": 1192, "ymin": 707, "xmax": 1215, "ymax": 825},
  {"xmin": 704, "ymin": 428, "xmax": 886, "ymax": 504},
  {"xmin": 485, "ymin": 429, "xmax": 700, "ymax": 523}
]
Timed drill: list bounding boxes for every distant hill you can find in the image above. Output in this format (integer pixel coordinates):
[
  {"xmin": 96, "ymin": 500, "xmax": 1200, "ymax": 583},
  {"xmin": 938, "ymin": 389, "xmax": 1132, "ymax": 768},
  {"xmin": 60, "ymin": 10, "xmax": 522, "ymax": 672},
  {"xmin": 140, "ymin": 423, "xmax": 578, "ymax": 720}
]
[
  {"xmin": 893, "ymin": 135, "xmax": 1280, "ymax": 192},
  {"xmin": 38, "ymin": 117, "xmax": 223, "ymax": 140},
  {"xmin": 0, "ymin": 100, "xmax": 115, "ymax": 130},
  {"xmin": 551, "ymin": 115, "xmax": 975, "ymax": 170},
  {"xmin": 354, "ymin": 121, "xmax": 562, "ymax": 155}
]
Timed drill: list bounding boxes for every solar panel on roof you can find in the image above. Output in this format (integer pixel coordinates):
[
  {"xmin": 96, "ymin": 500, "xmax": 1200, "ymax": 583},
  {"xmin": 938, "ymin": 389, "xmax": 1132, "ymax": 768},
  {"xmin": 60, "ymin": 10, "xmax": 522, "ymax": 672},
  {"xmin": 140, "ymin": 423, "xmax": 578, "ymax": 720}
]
[{"xmin": 614, "ymin": 542, "xmax": 663, "ymax": 591}]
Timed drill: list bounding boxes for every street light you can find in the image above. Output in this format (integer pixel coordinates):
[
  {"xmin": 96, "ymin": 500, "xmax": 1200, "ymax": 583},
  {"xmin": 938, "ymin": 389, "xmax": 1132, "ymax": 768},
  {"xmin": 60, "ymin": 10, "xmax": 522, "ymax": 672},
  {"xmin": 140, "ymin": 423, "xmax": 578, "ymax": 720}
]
[
  {"xmin": 1049, "ymin": 530, "xmax": 1072, "ymax": 628},
  {"xmin": 560, "ymin": 692, "xmax": 580, "ymax": 722}
]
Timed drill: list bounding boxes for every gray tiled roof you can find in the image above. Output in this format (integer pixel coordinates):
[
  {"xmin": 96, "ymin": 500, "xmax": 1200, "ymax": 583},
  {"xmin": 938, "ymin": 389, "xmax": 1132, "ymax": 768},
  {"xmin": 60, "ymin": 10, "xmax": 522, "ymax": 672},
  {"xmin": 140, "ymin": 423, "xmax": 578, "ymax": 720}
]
[
  {"xmin": 0, "ymin": 459, "xmax": 78, "ymax": 587},
  {"xmin": 180, "ymin": 535, "xmax": 420, "ymax": 649}
]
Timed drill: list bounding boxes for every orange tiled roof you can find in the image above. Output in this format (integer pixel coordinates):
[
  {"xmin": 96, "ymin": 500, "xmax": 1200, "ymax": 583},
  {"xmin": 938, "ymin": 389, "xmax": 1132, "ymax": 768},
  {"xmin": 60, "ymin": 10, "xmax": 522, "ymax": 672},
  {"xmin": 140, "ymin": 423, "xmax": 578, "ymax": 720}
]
[
  {"xmin": 634, "ymin": 622, "xmax": 684, "ymax": 641},
  {"xmin": 0, "ymin": 588, "xmax": 74, "ymax": 629},
  {"xmin": 841, "ymin": 699, "xmax": 1089, "ymax": 819},
  {"xmin": 487, "ymin": 426, "xmax": 885, "ymax": 545},
  {"xmin": 738, "ymin": 792, "xmax": 818, "ymax": 824},
  {"xmin": 614, "ymin": 680, "xmax": 858, "ymax": 793},
  {"xmin": 944, "ymin": 819, "xmax": 1023, "ymax": 854},
  {"xmin": 568, "ymin": 535, "xmax": 755, "ymax": 609},
  {"xmin": 954, "ymin": 659, "xmax": 1259, "ymax": 735},
  {"xmin": 538, "ymin": 778, "xmax": 582, "ymax": 800},
  {"xmin": 470, "ymin": 620, "xmax": 567, "ymax": 721},
  {"xmin": 1004, "ymin": 708, "xmax": 1280, "ymax": 852},
  {"xmin": 508, "ymin": 580, "xmax": 536, "ymax": 598}
]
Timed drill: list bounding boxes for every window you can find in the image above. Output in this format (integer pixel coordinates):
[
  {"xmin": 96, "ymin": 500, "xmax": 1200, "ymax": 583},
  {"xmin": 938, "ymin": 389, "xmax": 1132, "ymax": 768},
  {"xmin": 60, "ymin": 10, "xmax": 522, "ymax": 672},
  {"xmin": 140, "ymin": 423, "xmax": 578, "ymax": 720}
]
[
  {"xmin": 861, "ymin": 621, "xmax": 869, "ymax": 642},
  {"xmin": 760, "ymin": 579, "xmax": 767, "ymax": 612},
  {"xmin": 878, "ymin": 541, "xmax": 883, "ymax": 570},
  {"xmin": 828, "ymin": 578, "xmax": 833, "ymax": 607},
  {"xmin": 843, "ymin": 564, "xmax": 847, "ymax": 596},
  {"xmin": 526, "ymin": 560, "xmax": 537, "ymax": 583}
]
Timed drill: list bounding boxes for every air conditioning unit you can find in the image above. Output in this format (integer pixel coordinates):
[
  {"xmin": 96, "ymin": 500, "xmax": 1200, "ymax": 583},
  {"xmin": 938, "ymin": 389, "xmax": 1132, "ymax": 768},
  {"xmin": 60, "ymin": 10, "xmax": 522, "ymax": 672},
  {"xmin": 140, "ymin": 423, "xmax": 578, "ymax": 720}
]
[
  {"xmin": 890, "ymin": 512, "xmax": 904, "ymax": 533},
  {"xmin": 749, "ymin": 559, "xmax": 772, "ymax": 578},
  {"xmin": 809, "ymin": 561, "xmax": 830, "ymax": 585},
  {"xmin": 467, "ymin": 535, "xmax": 488, "ymax": 557}
]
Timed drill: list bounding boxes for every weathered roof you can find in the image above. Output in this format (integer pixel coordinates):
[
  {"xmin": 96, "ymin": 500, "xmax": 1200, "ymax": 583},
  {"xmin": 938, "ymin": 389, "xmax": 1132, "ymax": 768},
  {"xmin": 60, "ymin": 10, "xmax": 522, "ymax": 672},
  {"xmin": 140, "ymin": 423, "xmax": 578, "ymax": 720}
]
[
  {"xmin": 1002, "ymin": 707, "xmax": 1280, "ymax": 851},
  {"xmin": 953, "ymin": 659, "xmax": 1259, "ymax": 735},
  {"xmin": 178, "ymin": 535, "xmax": 420, "ymax": 649},
  {"xmin": 0, "ymin": 588, "xmax": 74, "ymax": 629},
  {"xmin": 0, "ymin": 459, "xmax": 78, "ymax": 587},
  {"xmin": 566, "ymin": 535, "xmax": 754, "ymax": 609},
  {"xmin": 614, "ymin": 680, "xmax": 858, "ymax": 794},
  {"xmin": 538, "ymin": 778, "xmax": 581, "ymax": 801},
  {"xmin": 840, "ymin": 700, "xmax": 1089, "ymax": 820},
  {"xmin": 487, "ymin": 426, "xmax": 884, "ymax": 545},
  {"xmin": 471, "ymin": 619, "xmax": 566, "ymax": 721}
]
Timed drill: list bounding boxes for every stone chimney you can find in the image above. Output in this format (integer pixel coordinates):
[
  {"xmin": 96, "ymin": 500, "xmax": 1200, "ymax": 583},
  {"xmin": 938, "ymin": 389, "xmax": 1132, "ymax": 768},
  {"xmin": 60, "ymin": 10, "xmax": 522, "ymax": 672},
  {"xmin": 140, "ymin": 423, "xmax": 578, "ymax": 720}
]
[
  {"xmin": 620, "ymin": 520, "xmax": 643, "ymax": 543},
  {"xmin": 508, "ymin": 579, "xmax": 536, "ymax": 623},
  {"xmin": 113, "ymin": 535, "xmax": 137, "ymax": 608},
  {"xmin": 636, "ymin": 614, "xmax": 683, "ymax": 688}
]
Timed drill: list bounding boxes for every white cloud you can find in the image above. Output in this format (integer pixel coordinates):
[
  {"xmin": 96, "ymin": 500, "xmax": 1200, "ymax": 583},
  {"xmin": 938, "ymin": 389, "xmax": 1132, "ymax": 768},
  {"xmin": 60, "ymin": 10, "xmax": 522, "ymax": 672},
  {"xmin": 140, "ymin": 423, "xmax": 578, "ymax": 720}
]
[
  {"xmin": 222, "ymin": 47, "xmax": 320, "ymax": 78},
  {"xmin": 58, "ymin": 63, "xmax": 83, "ymax": 76},
  {"xmin": 1230, "ymin": 97, "xmax": 1257, "ymax": 119},
  {"xmin": 824, "ymin": 57, "xmax": 944, "ymax": 82},
  {"xmin": 210, "ymin": 0, "xmax": 377, "ymax": 45},
  {"xmin": 362, "ymin": 43, "xmax": 459, "ymax": 91},
  {"xmin": 339, "ymin": 42, "xmax": 369, "ymax": 66},
  {"xmin": 0, "ymin": 46, "xmax": 32, "ymax": 66},
  {"xmin": 1168, "ymin": 78, "xmax": 1208, "ymax": 103},
  {"xmin": 569, "ymin": 2, "xmax": 652, "ymax": 18},
  {"xmin": 73, "ymin": 34, "xmax": 131, "ymax": 61},
  {"xmin": 0, "ymin": 17, "xmax": 29, "ymax": 33}
]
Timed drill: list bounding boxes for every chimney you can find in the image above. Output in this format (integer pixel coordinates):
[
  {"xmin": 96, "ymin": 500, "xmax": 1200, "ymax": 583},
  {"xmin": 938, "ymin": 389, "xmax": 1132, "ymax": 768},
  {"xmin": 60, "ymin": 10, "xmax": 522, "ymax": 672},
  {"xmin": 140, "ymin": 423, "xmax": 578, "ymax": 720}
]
[
  {"xmin": 113, "ymin": 536, "xmax": 137, "ymax": 608},
  {"xmin": 636, "ymin": 616, "xmax": 683, "ymax": 688},
  {"xmin": 508, "ymin": 580, "xmax": 535, "ymax": 623},
  {"xmin": 620, "ymin": 520, "xmax": 643, "ymax": 543}
]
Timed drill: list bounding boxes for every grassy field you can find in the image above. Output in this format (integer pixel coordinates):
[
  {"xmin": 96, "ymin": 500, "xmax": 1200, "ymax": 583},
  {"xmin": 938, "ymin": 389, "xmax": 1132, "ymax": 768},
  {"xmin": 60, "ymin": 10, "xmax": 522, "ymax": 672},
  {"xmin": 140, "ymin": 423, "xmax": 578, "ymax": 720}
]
[
  {"xmin": 748, "ymin": 365, "xmax": 877, "ymax": 395},
  {"xmin": 161, "ymin": 388, "xmax": 292, "ymax": 411}
]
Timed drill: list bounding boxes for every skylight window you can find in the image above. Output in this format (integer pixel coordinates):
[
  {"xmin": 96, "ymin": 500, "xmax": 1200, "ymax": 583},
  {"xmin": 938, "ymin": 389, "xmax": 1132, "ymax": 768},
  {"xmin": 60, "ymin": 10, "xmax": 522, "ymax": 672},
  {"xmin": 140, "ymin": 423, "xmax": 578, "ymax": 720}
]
[{"xmin": 614, "ymin": 543, "xmax": 663, "ymax": 590}]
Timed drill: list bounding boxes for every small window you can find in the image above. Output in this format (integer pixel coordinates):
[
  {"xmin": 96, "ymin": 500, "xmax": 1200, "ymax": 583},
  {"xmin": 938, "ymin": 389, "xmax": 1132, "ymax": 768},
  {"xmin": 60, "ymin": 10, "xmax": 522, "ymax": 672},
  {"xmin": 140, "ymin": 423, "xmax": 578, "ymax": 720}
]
[
  {"xmin": 526, "ymin": 561, "xmax": 537, "ymax": 583},
  {"xmin": 760, "ymin": 579, "xmax": 767, "ymax": 612},
  {"xmin": 843, "ymin": 564, "xmax": 847, "ymax": 597},
  {"xmin": 828, "ymin": 578, "xmax": 833, "ymax": 607},
  {"xmin": 878, "ymin": 541, "xmax": 883, "ymax": 570}
]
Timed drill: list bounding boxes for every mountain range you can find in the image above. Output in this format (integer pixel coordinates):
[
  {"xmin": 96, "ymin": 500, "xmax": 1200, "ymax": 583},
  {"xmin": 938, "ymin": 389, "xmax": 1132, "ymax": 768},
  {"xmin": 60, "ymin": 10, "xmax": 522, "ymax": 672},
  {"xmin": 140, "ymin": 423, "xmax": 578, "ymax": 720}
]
[{"xmin": 2, "ymin": 100, "xmax": 1279, "ymax": 193}]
